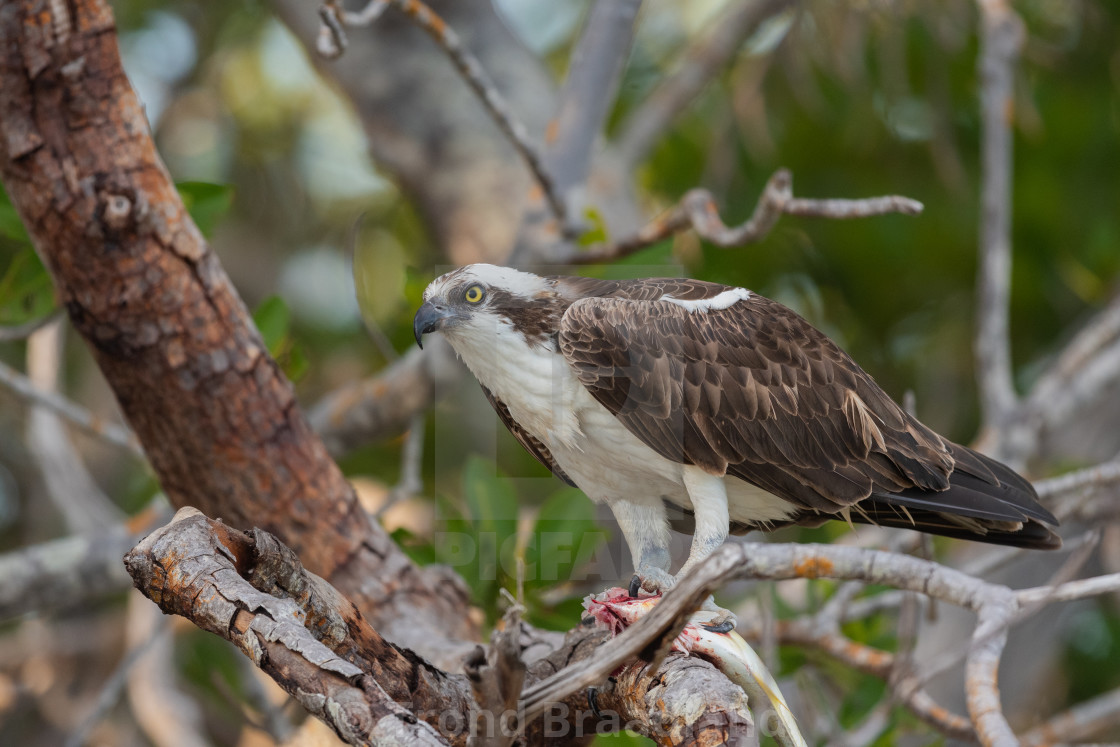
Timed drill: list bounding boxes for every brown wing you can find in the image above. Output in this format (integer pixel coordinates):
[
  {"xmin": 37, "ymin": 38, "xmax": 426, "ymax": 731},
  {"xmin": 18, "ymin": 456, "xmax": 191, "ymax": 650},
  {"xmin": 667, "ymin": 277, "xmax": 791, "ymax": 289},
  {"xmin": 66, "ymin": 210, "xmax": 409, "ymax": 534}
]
[
  {"xmin": 557, "ymin": 287, "xmax": 959, "ymax": 512},
  {"xmin": 556, "ymin": 278, "xmax": 1058, "ymax": 548},
  {"xmin": 479, "ymin": 385, "xmax": 577, "ymax": 488}
]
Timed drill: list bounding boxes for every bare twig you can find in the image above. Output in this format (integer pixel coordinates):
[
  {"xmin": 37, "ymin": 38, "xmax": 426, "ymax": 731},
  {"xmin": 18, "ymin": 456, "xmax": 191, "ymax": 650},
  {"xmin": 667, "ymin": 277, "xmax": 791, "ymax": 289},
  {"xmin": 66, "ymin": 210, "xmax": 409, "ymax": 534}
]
[
  {"xmin": 319, "ymin": 0, "xmax": 570, "ymax": 230},
  {"xmin": 566, "ymin": 169, "xmax": 922, "ymax": 264},
  {"xmin": 1016, "ymin": 572, "xmax": 1120, "ymax": 607},
  {"xmin": 973, "ymin": 0, "xmax": 1025, "ymax": 446},
  {"xmin": 1021, "ymin": 686, "xmax": 1120, "ymax": 746},
  {"xmin": 308, "ymin": 338, "xmax": 459, "ymax": 458},
  {"xmin": 64, "ymin": 615, "xmax": 169, "ymax": 747},
  {"xmin": 1034, "ymin": 457, "xmax": 1120, "ymax": 500},
  {"xmin": 0, "ymin": 357, "xmax": 142, "ymax": 455},
  {"xmin": 1026, "ymin": 295, "xmax": 1120, "ymax": 418},
  {"xmin": 739, "ymin": 594, "xmax": 977, "ymax": 742},
  {"xmin": 617, "ymin": 0, "xmax": 794, "ymax": 166},
  {"xmin": 377, "ymin": 414, "xmax": 425, "ymax": 519},
  {"xmin": 26, "ymin": 322, "xmax": 124, "ymax": 531},
  {"xmin": 125, "ymin": 595, "xmax": 211, "ymax": 747},
  {"xmin": 773, "ymin": 622, "xmax": 972, "ymax": 736}
]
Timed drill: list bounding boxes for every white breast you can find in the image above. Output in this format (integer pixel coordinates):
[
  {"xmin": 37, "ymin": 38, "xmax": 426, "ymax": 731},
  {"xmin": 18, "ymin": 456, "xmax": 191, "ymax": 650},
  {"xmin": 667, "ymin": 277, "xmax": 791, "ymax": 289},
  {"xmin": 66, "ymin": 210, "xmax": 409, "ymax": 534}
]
[{"xmin": 448, "ymin": 321, "xmax": 795, "ymax": 525}]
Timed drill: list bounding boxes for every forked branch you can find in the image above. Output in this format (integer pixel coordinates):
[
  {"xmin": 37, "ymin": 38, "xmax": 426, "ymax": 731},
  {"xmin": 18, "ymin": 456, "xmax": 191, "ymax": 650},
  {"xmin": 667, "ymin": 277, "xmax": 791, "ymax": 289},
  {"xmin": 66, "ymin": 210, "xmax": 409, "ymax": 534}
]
[
  {"xmin": 566, "ymin": 169, "xmax": 922, "ymax": 264},
  {"xmin": 317, "ymin": 0, "xmax": 570, "ymax": 231}
]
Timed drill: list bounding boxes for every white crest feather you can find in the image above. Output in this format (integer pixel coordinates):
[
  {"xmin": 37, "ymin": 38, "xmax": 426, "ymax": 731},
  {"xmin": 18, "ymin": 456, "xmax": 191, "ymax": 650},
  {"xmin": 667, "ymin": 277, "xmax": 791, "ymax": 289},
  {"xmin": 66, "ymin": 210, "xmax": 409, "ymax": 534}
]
[
  {"xmin": 660, "ymin": 287, "xmax": 751, "ymax": 313},
  {"xmin": 424, "ymin": 263, "xmax": 550, "ymax": 300}
]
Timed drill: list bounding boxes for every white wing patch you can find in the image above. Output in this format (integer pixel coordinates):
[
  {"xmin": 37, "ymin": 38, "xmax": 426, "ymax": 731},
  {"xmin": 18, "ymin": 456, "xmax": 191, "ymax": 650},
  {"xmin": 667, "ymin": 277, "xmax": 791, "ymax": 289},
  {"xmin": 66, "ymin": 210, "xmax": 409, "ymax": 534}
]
[{"xmin": 660, "ymin": 287, "xmax": 751, "ymax": 313}]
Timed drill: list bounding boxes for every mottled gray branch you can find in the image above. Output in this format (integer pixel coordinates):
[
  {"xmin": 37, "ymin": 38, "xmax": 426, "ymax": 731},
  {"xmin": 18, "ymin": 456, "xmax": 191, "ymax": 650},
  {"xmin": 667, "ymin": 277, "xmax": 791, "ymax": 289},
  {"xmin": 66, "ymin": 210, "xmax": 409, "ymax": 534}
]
[
  {"xmin": 308, "ymin": 338, "xmax": 459, "ymax": 457},
  {"xmin": 973, "ymin": 0, "xmax": 1025, "ymax": 448},
  {"xmin": 566, "ymin": 169, "xmax": 922, "ymax": 264},
  {"xmin": 0, "ymin": 356, "xmax": 142, "ymax": 456},
  {"xmin": 545, "ymin": 0, "xmax": 642, "ymax": 203},
  {"xmin": 0, "ymin": 524, "xmax": 139, "ymax": 621},
  {"xmin": 1021, "ymin": 685, "xmax": 1120, "ymax": 746},
  {"xmin": 318, "ymin": 0, "xmax": 569, "ymax": 230}
]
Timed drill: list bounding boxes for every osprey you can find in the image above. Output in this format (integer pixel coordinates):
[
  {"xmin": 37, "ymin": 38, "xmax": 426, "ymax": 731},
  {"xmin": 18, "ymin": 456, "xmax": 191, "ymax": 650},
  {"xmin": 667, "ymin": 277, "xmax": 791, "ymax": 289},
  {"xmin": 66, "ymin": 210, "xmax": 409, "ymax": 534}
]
[{"xmin": 415, "ymin": 264, "xmax": 1059, "ymax": 615}]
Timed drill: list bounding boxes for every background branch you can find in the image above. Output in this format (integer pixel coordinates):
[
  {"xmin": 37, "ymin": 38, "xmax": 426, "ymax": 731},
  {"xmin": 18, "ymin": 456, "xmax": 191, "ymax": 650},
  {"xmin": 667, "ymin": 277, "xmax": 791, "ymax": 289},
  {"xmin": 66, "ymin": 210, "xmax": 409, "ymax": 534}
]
[
  {"xmin": 567, "ymin": 169, "xmax": 922, "ymax": 264},
  {"xmin": 617, "ymin": 0, "xmax": 794, "ymax": 167},
  {"xmin": 973, "ymin": 0, "xmax": 1025, "ymax": 450}
]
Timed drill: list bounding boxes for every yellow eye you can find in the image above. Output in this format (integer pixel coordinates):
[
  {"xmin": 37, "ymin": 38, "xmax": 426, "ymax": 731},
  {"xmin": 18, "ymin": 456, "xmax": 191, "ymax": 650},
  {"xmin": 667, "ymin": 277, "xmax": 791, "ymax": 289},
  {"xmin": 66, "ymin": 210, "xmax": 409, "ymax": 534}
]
[{"xmin": 464, "ymin": 285, "xmax": 484, "ymax": 304}]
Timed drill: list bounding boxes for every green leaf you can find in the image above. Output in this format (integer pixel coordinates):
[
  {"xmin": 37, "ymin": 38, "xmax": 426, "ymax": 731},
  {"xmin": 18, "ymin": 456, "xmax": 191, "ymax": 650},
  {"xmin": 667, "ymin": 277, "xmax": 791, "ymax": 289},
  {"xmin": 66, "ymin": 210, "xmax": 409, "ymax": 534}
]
[
  {"xmin": 432, "ymin": 493, "xmax": 491, "ymax": 605},
  {"xmin": 462, "ymin": 455, "xmax": 519, "ymax": 547},
  {"xmin": 524, "ymin": 487, "xmax": 604, "ymax": 591},
  {"xmin": 0, "ymin": 187, "xmax": 29, "ymax": 243},
  {"xmin": 593, "ymin": 731, "xmax": 655, "ymax": 747},
  {"xmin": 283, "ymin": 342, "xmax": 309, "ymax": 382},
  {"xmin": 578, "ymin": 206, "xmax": 609, "ymax": 247},
  {"xmin": 0, "ymin": 248, "xmax": 55, "ymax": 325},
  {"xmin": 390, "ymin": 527, "xmax": 437, "ymax": 567},
  {"xmin": 176, "ymin": 181, "xmax": 234, "ymax": 238},
  {"xmin": 252, "ymin": 295, "xmax": 290, "ymax": 355},
  {"xmin": 461, "ymin": 455, "xmax": 519, "ymax": 599}
]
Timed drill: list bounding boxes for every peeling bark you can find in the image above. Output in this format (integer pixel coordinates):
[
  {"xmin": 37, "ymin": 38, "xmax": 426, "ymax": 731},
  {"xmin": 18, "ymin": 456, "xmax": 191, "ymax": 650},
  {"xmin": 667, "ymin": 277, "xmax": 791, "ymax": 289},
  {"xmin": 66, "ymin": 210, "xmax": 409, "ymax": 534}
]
[{"xmin": 124, "ymin": 508, "xmax": 451, "ymax": 746}]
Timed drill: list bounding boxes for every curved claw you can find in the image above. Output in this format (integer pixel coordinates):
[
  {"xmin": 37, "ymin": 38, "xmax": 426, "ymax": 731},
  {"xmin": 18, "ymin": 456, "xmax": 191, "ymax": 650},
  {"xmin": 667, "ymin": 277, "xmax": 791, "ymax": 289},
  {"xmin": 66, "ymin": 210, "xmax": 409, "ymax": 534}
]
[
  {"xmin": 700, "ymin": 619, "xmax": 735, "ymax": 634},
  {"xmin": 587, "ymin": 686, "xmax": 603, "ymax": 719},
  {"xmin": 628, "ymin": 574, "xmax": 642, "ymax": 598}
]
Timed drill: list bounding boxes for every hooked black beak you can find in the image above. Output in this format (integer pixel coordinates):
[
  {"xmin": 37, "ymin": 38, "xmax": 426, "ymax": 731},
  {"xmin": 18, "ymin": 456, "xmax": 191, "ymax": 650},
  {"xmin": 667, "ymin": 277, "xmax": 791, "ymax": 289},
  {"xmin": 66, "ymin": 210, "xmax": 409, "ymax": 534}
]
[{"xmin": 413, "ymin": 301, "xmax": 452, "ymax": 349}]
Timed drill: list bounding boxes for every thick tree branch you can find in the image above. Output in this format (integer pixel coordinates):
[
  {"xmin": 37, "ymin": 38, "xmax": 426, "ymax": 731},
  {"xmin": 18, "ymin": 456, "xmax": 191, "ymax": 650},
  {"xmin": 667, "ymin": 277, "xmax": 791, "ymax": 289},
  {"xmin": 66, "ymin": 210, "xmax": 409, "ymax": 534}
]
[
  {"xmin": 546, "ymin": 0, "xmax": 642, "ymax": 200},
  {"xmin": 127, "ymin": 508, "xmax": 762, "ymax": 746},
  {"xmin": 125, "ymin": 508, "xmax": 456, "ymax": 746},
  {"xmin": 565, "ymin": 169, "xmax": 922, "ymax": 264}
]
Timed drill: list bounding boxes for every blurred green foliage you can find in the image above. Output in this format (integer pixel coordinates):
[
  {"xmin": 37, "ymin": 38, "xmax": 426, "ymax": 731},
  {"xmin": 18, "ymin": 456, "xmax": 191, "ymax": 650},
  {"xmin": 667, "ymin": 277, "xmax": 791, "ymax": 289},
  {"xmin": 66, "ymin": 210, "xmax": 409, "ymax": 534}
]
[{"xmin": 399, "ymin": 456, "xmax": 605, "ymax": 630}]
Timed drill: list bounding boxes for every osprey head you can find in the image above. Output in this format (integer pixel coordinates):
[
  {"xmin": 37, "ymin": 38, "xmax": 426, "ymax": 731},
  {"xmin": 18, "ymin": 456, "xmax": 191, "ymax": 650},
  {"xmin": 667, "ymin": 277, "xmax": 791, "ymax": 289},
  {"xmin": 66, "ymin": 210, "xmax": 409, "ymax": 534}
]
[{"xmin": 414, "ymin": 264, "xmax": 563, "ymax": 349}]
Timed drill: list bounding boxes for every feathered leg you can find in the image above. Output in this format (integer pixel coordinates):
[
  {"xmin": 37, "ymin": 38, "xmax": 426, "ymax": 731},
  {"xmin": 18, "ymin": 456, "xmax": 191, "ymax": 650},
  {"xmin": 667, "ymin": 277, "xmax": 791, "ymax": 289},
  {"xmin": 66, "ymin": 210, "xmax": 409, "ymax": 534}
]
[
  {"xmin": 679, "ymin": 466, "xmax": 736, "ymax": 630},
  {"xmin": 609, "ymin": 498, "xmax": 673, "ymax": 595}
]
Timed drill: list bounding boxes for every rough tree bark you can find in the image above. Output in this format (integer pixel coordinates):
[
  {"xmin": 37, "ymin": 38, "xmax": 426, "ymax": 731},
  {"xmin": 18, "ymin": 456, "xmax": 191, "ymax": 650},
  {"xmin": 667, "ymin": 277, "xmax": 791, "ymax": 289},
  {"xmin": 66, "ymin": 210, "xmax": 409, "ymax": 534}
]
[{"xmin": 0, "ymin": 0, "xmax": 474, "ymax": 662}]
